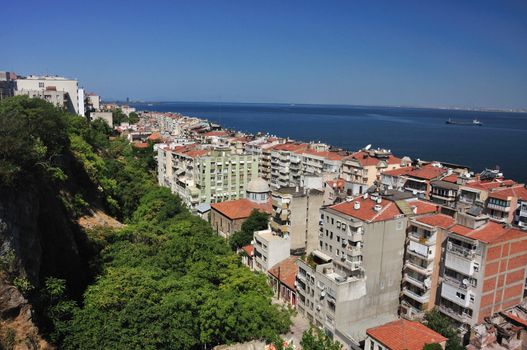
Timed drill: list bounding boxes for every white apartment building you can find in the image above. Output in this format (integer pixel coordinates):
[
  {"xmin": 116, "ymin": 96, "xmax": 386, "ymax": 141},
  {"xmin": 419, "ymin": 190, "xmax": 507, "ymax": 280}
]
[
  {"xmin": 253, "ymin": 229, "xmax": 291, "ymax": 272},
  {"xmin": 296, "ymin": 194, "xmax": 437, "ymax": 349},
  {"xmin": 15, "ymin": 75, "xmax": 82, "ymax": 115}
]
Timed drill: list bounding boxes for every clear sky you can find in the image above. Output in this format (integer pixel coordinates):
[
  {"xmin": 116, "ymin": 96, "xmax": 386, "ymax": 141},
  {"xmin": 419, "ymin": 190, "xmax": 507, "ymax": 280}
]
[{"xmin": 3, "ymin": 0, "xmax": 527, "ymax": 108}]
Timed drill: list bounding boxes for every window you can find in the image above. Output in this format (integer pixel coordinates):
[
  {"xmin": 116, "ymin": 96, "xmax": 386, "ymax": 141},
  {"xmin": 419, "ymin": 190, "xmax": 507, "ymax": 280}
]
[
  {"xmin": 469, "ymin": 294, "xmax": 475, "ymax": 303},
  {"xmin": 342, "ymin": 223, "xmax": 347, "ymax": 230},
  {"xmin": 456, "ymin": 292, "xmax": 466, "ymax": 300},
  {"xmin": 38, "ymin": 82, "xmax": 44, "ymax": 88}
]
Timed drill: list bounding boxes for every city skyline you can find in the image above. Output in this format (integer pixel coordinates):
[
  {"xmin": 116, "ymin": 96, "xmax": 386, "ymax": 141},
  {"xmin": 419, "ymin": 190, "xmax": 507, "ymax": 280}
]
[{"xmin": 3, "ymin": 0, "xmax": 527, "ymax": 109}]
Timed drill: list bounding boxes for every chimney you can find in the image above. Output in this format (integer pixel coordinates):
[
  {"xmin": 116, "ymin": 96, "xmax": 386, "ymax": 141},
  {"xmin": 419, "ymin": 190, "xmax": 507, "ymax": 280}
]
[{"xmin": 354, "ymin": 201, "xmax": 360, "ymax": 210}]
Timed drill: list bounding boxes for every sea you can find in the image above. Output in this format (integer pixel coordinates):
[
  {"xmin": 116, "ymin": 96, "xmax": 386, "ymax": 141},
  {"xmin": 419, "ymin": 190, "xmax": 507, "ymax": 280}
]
[{"xmin": 130, "ymin": 102, "xmax": 527, "ymax": 183}]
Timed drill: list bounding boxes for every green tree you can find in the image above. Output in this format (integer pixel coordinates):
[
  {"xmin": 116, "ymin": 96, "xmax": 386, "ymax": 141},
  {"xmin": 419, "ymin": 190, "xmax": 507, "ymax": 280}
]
[
  {"xmin": 128, "ymin": 112, "xmax": 139, "ymax": 124},
  {"xmin": 423, "ymin": 343, "xmax": 443, "ymax": 350},
  {"xmin": 229, "ymin": 209, "xmax": 270, "ymax": 250},
  {"xmin": 300, "ymin": 327, "xmax": 342, "ymax": 350},
  {"xmin": 112, "ymin": 108, "xmax": 128, "ymax": 126},
  {"xmin": 424, "ymin": 310, "xmax": 464, "ymax": 350}
]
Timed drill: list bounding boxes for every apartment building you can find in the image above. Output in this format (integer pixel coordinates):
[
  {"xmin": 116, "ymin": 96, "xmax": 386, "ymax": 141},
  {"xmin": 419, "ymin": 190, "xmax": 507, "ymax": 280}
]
[
  {"xmin": 253, "ymin": 229, "xmax": 290, "ymax": 272},
  {"xmin": 295, "ymin": 194, "xmax": 437, "ymax": 348},
  {"xmin": 210, "ymin": 178, "xmax": 272, "ymax": 237},
  {"xmin": 270, "ymin": 143, "xmax": 309, "ymax": 188},
  {"xmin": 0, "ymin": 71, "xmax": 17, "ymax": 100},
  {"xmin": 341, "ymin": 148, "xmax": 408, "ymax": 194},
  {"xmin": 400, "ymin": 213, "xmax": 455, "ymax": 321},
  {"xmin": 15, "ymin": 75, "xmax": 82, "ymax": 115},
  {"xmin": 270, "ymin": 186, "xmax": 324, "ymax": 255},
  {"xmin": 403, "ymin": 163, "xmax": 450, "ymax": 199},
  {"xmin": 157, "ymin": 144, "xmax": 259, "ymax": 209},
  {"xmin": 438, "ymin": 217, "xmax": 527, "ymax": 332},
  {"xmin": 301, "ymin": 149, "xmax": 345, "ymax": 178},
  {"xmin": 484, "ymin": 184, "xmax": 527, "ymax": 224}
]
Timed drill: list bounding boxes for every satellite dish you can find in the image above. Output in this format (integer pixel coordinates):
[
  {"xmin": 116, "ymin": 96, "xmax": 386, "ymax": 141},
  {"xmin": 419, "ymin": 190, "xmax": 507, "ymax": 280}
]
[
  {"xmin": 321, "ymin": 290, "xmax": 326, "ymax": 297},
  {"xmin": 462, "ymin": 279, "xmax": 469, "ymax": 286},
  {"xmin": 364, "ymin": 144, "xmax": 372, "ymax": 150}
]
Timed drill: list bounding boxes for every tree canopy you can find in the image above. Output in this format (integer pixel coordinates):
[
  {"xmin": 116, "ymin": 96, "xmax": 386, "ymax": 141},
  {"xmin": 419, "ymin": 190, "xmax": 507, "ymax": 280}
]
[
  {"xmin": 229, "ymin": 209, "xmax": 270, "ymax": 250},
  {"xmin": 0, "ymin": 96, "xmax": 293, "ymax": 349},
  {"xmin": 424, "ymin": 310, "xmax": 464, "ymax": 350}
]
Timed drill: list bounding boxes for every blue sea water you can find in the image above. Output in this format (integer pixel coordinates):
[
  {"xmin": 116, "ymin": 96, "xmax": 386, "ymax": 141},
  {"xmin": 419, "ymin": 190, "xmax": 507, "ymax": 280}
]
[{"xmin": 130, "ymin": 102, "xmax": 527, "ymax": 183}]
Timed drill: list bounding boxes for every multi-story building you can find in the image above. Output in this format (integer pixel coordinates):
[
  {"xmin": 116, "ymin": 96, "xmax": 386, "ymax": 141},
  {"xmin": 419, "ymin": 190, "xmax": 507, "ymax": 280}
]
[
  {"xmin": 86, "ymin": 93, "xmax": 101, "ymax": 111},
  {"xmin": 341, "ymin": 148, "xmax": 408, "ymax": 195},
  {"xmin": 438, "ymin": 217, "xmax": 527, "ymax": 332},
  {"xmin": 270, "ymin": 186, "xmax": 324, "ymax": 255},
  {"xmin": 295, "ymin": 194, "xmax": 437, "ymax": 348},
  {"xmin": 270, "ymin": 143, "xmax": 309, "ymax": 188},
  {"xmin": 157, "ymin": 144, "xmax": 259, "ymax": 209},
  {"xmin": 253, "ymin": 229, "xmax": 290, "ymax": 272},
  {"xmin": 15, "ymin": 75, "xmax": 82, "ymax": 114},
  {"xmin": 484, "ymin": 184, "xmax": 527, "ymax": 224},
  {"xmin": 0, "ymin": 71, "xmax": 16, "ymax": 100},
  {"xmin": 400, "ymin": 213, "xmax": 455, "ymax": 320},
  {"xmin": 210, "ymin": 178, "xmax": 272, "ymax": 238},
  {"xmin": 403, "ymin": 163, "xmax": 450, "ymax": 199},
  {"xmin": 301, "ymin": 149, "xmax": 345, "ymax": 178}
]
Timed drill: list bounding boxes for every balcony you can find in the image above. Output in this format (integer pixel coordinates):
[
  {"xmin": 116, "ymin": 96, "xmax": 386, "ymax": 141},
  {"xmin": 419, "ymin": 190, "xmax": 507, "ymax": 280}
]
[
  {"xmin": 487, "ymin": 203, "xmax": 510, "ymax": 212},
  {"xmin": 438, "ymin": 305, "xmax": 471, "ymax": 324},
  {"xmin": 403, "ymin": 273, "xmax": 430, "ymax": 290},
  {"xmin": 402, "ymin": 287, "xmax": 430, "ymax": 304},
  {"xmin": 447, "ymin": 243, "xmax": 477, "ymax": 260},
  {"xmin": 442, "ymin": 275, "xmax": 473, "ymax": 291},
  {"xmin": 441, "ymin": 281, "xmax": 474, "ymax": 308},
  {"xmin": 347, "ymin": 246, "xmax": 362, "ymax": 256},
  {"xmin": 408, "ymin": 231, "xmax": 436, "ymax": 245},
  {"xmin": 405, "ymin": 261, "xmax": 433, "ymax": 275}
]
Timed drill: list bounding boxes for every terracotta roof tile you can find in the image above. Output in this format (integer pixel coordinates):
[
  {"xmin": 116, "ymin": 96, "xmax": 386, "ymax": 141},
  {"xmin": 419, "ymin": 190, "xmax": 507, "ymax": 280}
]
[
  {"xmin": 241, "ymin": 244, "xmax": 254, "ymax": 256},
  {"xmin": 488, "ymin": 185, "xmax": 527, "ymax": 201},
  {"xmin": 449, "ymin": 221, "xmax": 526, "ymax": 244},
  {"xmin": 211, "ymin": 198, "xmax": 272, "ymax": 220},
  {"xmin": 367, "ymin": 319, "xmax": 447, "ymax": 350},
  {"xmin": 268, "ymin": 256, "xmax": 299, "ymax": 291},
  {"xmin": 407, "ymin": 164, "xmax": 448, "ymax": 180},
  {"xmin": 330, "ymin": 197, "xmax": 402, "ymax": 222},
  {"xmin": 416, "ymin": 214, "xmax": 455, "ymax": 229},
  {"xmin": 345, "ymin": 151, "xmax": 402, "ymax": 167},
  {"xmin": 382, "ymin": 166, "xmax": 413, "ymax": 177}
]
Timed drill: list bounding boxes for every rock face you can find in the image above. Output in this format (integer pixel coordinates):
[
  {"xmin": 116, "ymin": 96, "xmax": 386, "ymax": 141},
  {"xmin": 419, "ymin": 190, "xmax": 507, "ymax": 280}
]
[
  {"xmin": 0, "ymin": 185, "xmax": 90, "ymax": 349},
  {"xmin": 0, "ymin": 277, "xmax": 53, "ymax": 350}
]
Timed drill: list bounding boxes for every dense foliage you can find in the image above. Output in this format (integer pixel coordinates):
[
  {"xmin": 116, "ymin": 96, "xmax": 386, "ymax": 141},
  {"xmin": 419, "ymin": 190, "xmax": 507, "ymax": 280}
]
[
  {"xmin": 300, "ymin": 328, "xmax": 342, "ymax": 350},
  {"xmin": 229, "ymin": 209, "xmax": 270, "ymax": 250},
  {"xmin": 424, "ymin": 310, "xmax": 464, "ymax": 350},
  {"xmin": 0, "ymin": 96, "xmax": 292, "ymax": 349}
]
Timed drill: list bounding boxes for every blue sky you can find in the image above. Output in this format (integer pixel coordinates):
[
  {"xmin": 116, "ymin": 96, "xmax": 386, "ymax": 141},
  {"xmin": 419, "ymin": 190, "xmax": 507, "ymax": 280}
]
[{"xmin": 3, "ymin": 0, "xmax": 527, "ymax": 108}]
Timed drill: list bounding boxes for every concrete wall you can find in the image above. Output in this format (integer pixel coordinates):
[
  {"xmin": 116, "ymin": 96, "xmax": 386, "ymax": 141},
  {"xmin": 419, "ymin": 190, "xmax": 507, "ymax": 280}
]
[{"xmin": 16, "ymin": 77, "xmax": 79, "ymax": 114}]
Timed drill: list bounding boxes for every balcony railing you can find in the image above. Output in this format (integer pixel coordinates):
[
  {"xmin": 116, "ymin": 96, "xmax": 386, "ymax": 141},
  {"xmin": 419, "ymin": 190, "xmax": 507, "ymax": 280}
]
[
  {"xmin": 447, "ymin": 244, "xmax": 476, "ymax": 260},
  {"xmin": 438, "ymin": 305, "xmax": 471, "ymax": 324},
  {"xmin": 405, "ymin": 261, "xmax": 433, "ymax": 275},
  {"xmin": 402, "ymin": 287, "xmax": 429, "ymax": 303},
  {"xmin": 408, "ymin": 231, "xmax": 436, "ymax": 245},
  {"xmin": 404, "ymin": 274, "xmax": 429, "ymax": 290}
]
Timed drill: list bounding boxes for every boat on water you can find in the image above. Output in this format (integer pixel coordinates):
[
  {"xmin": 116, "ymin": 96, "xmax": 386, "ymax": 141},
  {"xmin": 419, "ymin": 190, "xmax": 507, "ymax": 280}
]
[{"xmin": 446, "ymin": 118, "xmax": 483, "ymax": 126}]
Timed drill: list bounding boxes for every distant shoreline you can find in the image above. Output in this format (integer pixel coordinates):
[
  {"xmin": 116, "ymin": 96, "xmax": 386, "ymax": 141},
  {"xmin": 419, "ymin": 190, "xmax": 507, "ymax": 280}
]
[{"xmin": 104, "ymin": 100, "xmax": 527, "ymax": 114}]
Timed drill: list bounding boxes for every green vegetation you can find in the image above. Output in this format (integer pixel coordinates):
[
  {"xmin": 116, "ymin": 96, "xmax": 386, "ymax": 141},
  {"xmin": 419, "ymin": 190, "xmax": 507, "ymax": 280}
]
[
  {"xmin": 424, "ymin": 310, "xmax": 464, "ymax": 350},
  {"xmin": 0, "ymin": 96, "xmax": 292, "ymax": 349},
  {"xmin": 300, "ymin": 327, "xmax": 342, "ymax": 350},
  {"xmin": 128, "ymin": 111, "xmax": 139, "ymax": 124},
  {"xmin": 423, "ymin": 343, "xmax": 443, "ymax": 350},
  {"xmin": 111, "ymin": 108, "xmax": 129, "ymax": 126},
  {"xmin": 229, "ymin": 209, "xmax": 270, "ymax": 250}
]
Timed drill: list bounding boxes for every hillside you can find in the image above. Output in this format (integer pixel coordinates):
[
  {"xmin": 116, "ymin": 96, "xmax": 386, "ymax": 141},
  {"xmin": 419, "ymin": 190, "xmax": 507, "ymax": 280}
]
[{"xmin": 0, "ymin": 96, "xmax": 291, "ymax": 349}]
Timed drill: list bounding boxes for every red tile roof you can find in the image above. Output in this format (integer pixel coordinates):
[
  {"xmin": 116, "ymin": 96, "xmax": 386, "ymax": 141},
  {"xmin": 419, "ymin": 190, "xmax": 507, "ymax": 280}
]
[
  {"xmin": 272, "ymin": 143, "xmax": 308, "ymax": 152},
  {"xmin": 416, "ymin": 214, "xmax": 455, "ymax": 229},
  {"xmin": 330, "ymin": 197, "xmax": 402, "ymax": 222},
  {"xmin": 300, "ymin": 149, "xmax": 345, "ymax": 161},
  {"xmin": 504, "ymin": 312, "xmax": 527, "ymax": 328},
  {"xmin": 406, "ymin": 199, "xmax": 438, "ymax": 215},
  {"xmin": 132, "ymin": 142, "xmax": 149, "ymax": 149},
  {"xmin": 367, "ymin": 319, "xmax": 447, "ymax": 350},
  {"xmin": 449, "ymin": 221, "xmax": 526, "ymax": 244},
  {"xmin": 382, "ymin": 166, "xmax": 413, "ymax": 177},
  {"xmin": 211, "ymin": 198, "xmax": 272, "ymax": 220},
  {"xmin": 147, "ymin": 132, "xmax": 161, "ymax": 141},
  {"xmin": 488, "ymin": 185, "xmax": 527, "ymax": 201},
  {"xmin": 407, "ymin": 164, "xmax": 448, "ymax": 180},
  {"xmin": 441, "ymin": 174, "xmax": 459, "ymax": 183},
  {"xmin": 345, "ymin": 151, "xmax": 402, "ymax": 167},
  {"xmin": 241, "ymin": 244, "xmax": 254, "ymax": 257},
  {"xmin": 464, "ymin": 178, "xmax": 517, "ymax": 192},
  {"xmin": 268, "ymin": 256, "xmax": 299, "ymax": 291}
]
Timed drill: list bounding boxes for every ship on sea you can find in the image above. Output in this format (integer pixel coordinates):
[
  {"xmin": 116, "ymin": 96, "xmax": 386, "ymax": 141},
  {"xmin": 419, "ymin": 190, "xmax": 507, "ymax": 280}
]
[{"xmin": 446, "ymin": 118, "xmax": 483, "ymax": 126}]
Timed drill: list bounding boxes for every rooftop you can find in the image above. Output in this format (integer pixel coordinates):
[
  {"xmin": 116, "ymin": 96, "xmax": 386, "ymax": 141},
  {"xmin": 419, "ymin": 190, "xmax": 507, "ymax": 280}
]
[
  {"xmin": 268, "ymin": 256, "xmax": 299, "ymax": 291},
  {"xmin": 449, "ymin": 220, "xmax": 526, "ymax": 244},
  {"xmin": 415, "ymin": 213, "xmax": 455, "ymax": 229},
  {"xmin": 211, "ymin": 198, "xmax": 271, "ymax": 220},
  {"xmin": 406, "ymin": 164, "xmax": 448, "ymax": 180},
  {"xmin": 367, "ymin": 319, "xmax": 447, "ymax": 350},
  {"xmin": 488, "ymin": 185, "xmax": 527, "ymax": 201},
  {"xmin": 345, "ymin": 150, "xmax": 402, "ymax": 167}
]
